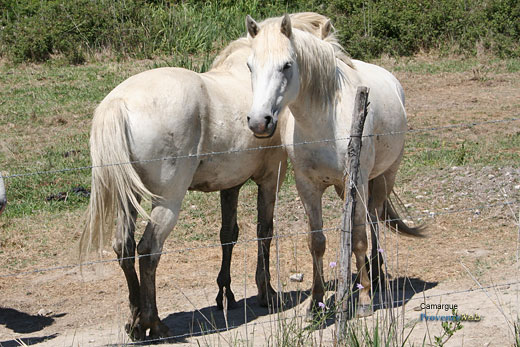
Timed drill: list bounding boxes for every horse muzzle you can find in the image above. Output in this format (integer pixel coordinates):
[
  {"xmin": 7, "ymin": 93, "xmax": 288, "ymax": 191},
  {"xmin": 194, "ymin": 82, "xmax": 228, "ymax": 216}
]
[{"xmin": 247, "ymin": 113, "xmax": 277, "ymax": 138}]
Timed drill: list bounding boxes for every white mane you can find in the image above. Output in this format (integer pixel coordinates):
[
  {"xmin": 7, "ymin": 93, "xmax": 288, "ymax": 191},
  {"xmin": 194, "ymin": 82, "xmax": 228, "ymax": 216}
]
[
  {"xmin": 211, "ymin": 12, "xmax": 352, "ymax": 71},
  {"xmin": 249, "ymin": 18, "xmax": 351, "ymax": 110}
]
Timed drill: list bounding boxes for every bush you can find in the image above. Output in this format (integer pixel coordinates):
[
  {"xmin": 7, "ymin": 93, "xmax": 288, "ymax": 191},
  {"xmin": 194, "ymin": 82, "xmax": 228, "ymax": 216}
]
[
  {"xmin": 0, "ymin": 0, "xmax": 309, "ymax": 63},
  {"xmin": 319, "ymin": 0, "xmax": 520, "ymax": 59},
  {"xmin": 0, "ymin": 0, "xmax": 518, "ymax": 63}
]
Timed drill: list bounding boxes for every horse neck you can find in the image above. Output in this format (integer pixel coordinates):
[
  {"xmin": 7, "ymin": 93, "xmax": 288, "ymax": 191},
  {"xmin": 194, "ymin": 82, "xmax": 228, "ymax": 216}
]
[
  {"xmin": 291, "ymin": 30, "xmax": 339, "ymax": 107},
  {"xmin": 288, "ymin": 59, "xmax": 358, "ymax": 142},
  {"xmin": 288, "ymin": 95, "xmax": 337, "ymax": 141}
]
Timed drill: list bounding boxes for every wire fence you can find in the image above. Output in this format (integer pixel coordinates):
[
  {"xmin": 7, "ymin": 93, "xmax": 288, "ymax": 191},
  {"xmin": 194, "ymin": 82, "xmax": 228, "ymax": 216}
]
[
  {"xmin": 1, "ymin": 114, "xmax": 519, "ymax": 344},
  {"xmin": 121, "ymin": 278, "xmax": 520, "ymax": 345},
  {"xmin": 2, "ymin": 116, "xmax": 519, "ymax": 180},
  {"xmin": 0, "ymin": 199, "xmax": 518, "ymax": 279}
]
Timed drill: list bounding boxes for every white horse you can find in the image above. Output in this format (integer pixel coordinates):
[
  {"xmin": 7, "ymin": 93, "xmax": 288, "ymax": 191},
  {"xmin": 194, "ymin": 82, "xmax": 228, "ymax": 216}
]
[
  {"xmin": 0, "ymin": 173, "xmax": 5, "ymax": 216},
  {"xmin": 80, "ymin": 13, "xmax": 333, "ymax": 340},
  {"xmin": 245, "ymin": 14, "xmax": 424, "ymax": 317}
]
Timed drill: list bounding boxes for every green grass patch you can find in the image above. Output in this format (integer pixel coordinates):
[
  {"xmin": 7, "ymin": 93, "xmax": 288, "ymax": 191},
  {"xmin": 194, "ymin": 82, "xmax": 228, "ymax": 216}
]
[{"xmin": 401, "ymin": 130, "xmax": 520, "ymax": 180}]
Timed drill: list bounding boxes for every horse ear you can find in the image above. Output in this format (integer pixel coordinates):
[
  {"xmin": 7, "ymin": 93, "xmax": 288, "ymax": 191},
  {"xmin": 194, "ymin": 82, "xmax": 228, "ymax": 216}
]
[
  {"xmin": 246, "ymin": 15, "xmax": 260, "ymax": 38},
  {"xmin": 280, "ymin": 13, "xmax": 292, "ymax": 38},
  {"xmin": 321, "ymin": 20, "xmax": 332, "ymax": 39}
]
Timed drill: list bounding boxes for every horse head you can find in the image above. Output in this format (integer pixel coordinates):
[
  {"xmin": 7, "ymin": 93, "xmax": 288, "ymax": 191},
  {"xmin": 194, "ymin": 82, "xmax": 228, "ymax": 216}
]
[{"xmin": 245, "ymin": 14, "xmax": 299, "ymax": 138}]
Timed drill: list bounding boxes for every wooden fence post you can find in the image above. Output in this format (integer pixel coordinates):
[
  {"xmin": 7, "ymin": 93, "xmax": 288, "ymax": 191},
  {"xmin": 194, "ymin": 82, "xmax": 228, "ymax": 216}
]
[{"xmin": 335, "ymin": 86, "xmax": 369, "ymax": 342}]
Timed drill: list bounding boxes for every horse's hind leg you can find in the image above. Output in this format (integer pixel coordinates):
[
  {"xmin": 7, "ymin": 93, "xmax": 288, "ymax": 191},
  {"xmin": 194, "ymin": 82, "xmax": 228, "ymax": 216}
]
[
  {"xmin": 368, "ymin": 156, "xmax": 402, "ymax": 289},
  {"xmin": 113, "ymin": 202, "xmax": 141, "ymax": 339},
  {"xmin": 135, "ymin": 164, "xmax": 196, "ymax": 340},
  {"xmin": 216, "ymin": 184, "xmax": 243, "ymax": 310},
  {"xmin": 367, "ymin": 177, "xmax": 388, "ymax": 290}
]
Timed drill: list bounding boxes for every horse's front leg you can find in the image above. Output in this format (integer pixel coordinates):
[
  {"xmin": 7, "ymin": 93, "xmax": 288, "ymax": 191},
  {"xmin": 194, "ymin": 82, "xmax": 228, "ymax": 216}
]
[
  {"xmin": 255, "ymin": 166, "xmax": 286, "ymax": 307},
  {"xmin": 112, "ymin": 204, "xmax": 142, "ymax": 340},
  {"xmin": 295, "ymin": 176, "xmax": 326, "ymax": 316},
  {"xmin": 352, "ymin": 178, "xmax": 372, "ymax": 317},
  {"xmin": 216, "ymin": 184, "xmax": 242, "ymax": 310}
]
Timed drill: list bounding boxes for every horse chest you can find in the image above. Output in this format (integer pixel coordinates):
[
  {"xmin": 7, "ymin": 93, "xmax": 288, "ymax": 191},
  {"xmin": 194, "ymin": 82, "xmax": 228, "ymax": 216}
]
[{"xmin": 292, "ymin": 145, "xmax": 344, "ymax": 186}]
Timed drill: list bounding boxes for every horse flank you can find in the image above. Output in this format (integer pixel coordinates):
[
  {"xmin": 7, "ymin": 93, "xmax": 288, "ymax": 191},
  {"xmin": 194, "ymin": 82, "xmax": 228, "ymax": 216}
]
[{"xmin": 80, "ymin": 99, "xmax": 157, "ymax": 257}]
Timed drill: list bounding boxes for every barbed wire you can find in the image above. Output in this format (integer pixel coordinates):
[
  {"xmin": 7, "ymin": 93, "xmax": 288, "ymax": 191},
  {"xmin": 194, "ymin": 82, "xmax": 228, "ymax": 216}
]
[
  {"xmin": 1, "ymin": 199, "xmax": 517, "ymax": 279},
  {"xmin": 3, "ymin": 116, "xmax": 519, "ymax": 180}
]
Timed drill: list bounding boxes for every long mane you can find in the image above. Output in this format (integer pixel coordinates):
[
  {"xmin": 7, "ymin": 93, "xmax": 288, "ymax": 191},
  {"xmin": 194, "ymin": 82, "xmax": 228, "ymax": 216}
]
[
  {"xmin": 292, "ymin": 28, "xmax": 344, "ymax": 108},
  {"xmin": 211, "ymin": 12, "xmax": 352, "ymax": 71}
]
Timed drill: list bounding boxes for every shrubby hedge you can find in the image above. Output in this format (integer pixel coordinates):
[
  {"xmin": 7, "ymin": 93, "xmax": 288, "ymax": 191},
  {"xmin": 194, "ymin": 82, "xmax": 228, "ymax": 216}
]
[
  {"xmin": 322, "ymin": 0, "xmax": 520, "ymax": 59},
  {"xmin": 0, "ymin": 0, "xmax": 518, "ymax": 64}
]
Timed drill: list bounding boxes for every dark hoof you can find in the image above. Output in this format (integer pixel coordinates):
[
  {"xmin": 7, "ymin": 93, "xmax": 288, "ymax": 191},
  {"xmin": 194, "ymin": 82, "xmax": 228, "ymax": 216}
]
[
  {"xmin": 125, "ymin": 322, "xmax": 145, "ymax": 341},
  {"xmin": 149, "ymin": 321, "xmax": 171, "ymax": 340},
  {"xmin": 258, "ymin": 286, "xmax": 279, "ymax": 308},
  {"xmin": 216, "ymin": 289, "xmax": 238, "ymax": 310}
]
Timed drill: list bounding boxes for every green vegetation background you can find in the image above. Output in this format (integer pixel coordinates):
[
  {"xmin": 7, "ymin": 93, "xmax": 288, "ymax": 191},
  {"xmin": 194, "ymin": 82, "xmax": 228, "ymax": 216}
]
[{"xmin": 1, "ymin": 0, "xmax": 519, "ymax": 65}]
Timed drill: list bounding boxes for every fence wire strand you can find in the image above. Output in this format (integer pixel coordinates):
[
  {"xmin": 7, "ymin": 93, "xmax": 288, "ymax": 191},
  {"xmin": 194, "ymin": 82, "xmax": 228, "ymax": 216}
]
[
  {"xmin": 1, "ymin": 199, "xmax": 518, "ymax": 279},
  {"xmin": 3, "ymin": 116, "xmax": 519, "ymax": 180}
]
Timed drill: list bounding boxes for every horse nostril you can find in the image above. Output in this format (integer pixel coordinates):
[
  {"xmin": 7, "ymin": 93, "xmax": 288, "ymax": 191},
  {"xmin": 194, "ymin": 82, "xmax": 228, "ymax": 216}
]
[
  {"xmin": 264, "ymin": 115, "xmax": 273, "ymax": 127},
  {"xmin": 247, "ymin": 116, "xmax": 251, "ymax": 123}
]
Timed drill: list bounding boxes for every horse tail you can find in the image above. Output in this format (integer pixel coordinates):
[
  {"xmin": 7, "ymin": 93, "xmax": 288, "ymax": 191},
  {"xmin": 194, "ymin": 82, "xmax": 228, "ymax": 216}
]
[
  {"xmin": 80, "ymin": 98, "xmax": 156, "ymax": 258},
  {"xmin": 383, "ymin": 197, "xmax": 426, "ymax": 238}
]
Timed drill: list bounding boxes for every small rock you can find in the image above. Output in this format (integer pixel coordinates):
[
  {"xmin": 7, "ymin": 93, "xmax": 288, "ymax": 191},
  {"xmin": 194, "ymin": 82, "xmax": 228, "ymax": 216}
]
[
  {"xmin": 37, "ymin": 308, "xmax": 52, "ymax": 316},
  {"xmin": 404, "ymin": 203, "xmax": 412, "ymax": 208},
  {"xmin": 488, "ymin": 174, "xmax": 495, "ymax": 179},
  {"xmin": 514, "ymin": 185, "xmax": 520, "ymax": 190},
  {"xmin": 289, "ymin": 273, "xmax": 304, "ymax": 282}
]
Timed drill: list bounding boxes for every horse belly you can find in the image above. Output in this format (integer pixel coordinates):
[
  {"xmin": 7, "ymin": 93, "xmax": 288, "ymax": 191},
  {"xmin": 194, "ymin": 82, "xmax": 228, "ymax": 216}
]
[{"xmin": 189, "ymin": 154, "xmax": 258, "ymax": 192}]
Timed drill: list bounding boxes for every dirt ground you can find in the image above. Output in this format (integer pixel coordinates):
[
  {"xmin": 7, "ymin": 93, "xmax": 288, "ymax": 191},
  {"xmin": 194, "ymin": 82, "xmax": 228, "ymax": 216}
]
[{"xmin": 1, "ymin": 57, "xmax": 519, "ymax": 346}]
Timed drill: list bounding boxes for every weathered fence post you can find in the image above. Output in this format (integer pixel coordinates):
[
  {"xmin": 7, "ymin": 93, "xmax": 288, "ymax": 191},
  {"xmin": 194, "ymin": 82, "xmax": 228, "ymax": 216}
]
[{"xmin": 335, "ymin": 86, "xmax": 369, "ymax": 341}]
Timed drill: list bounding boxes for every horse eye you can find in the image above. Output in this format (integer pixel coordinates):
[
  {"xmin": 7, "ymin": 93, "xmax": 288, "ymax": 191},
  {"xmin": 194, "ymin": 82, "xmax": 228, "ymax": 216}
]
[{"xmin": 283, "ymin": 62, "xmax": 292, "ymax": 71}]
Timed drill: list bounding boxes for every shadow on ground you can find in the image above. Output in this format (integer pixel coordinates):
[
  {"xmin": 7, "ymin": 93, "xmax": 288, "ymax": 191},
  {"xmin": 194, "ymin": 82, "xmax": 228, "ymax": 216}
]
[
  {"xmin": 322, "ymin": 276, "xmax": 439, "ymax": 327},
  {"xmin": 0, "ymin": 307, "xmax": 65, "ymax": 334},
  {"xmin": 0, "ymin": 334, "xmax": 58, "ymax": 347},
  {"xmin": 159, "ymin": 288, "xmax": 311, "ymax": 344},
  {"xmin": 0, "ymin": 307, "xmax": 63, "ymax": 346},
  {"xmin": 127, "ymin": 276, "xmax": 437, "ymax": 344}
]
